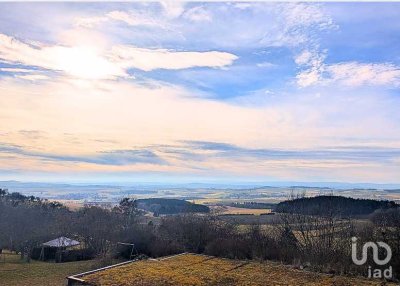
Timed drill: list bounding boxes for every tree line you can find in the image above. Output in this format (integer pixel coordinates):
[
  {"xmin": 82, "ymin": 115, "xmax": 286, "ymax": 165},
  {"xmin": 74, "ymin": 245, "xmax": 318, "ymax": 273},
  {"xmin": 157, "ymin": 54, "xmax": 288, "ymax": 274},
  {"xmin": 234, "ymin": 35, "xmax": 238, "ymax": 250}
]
[
  {"xmin": 0, "ymin": 189, "xmax": 399, "ymax": 281},
  {"xmin": 275, "ymin": 195, "xmax": 398, "ymax": 216}
]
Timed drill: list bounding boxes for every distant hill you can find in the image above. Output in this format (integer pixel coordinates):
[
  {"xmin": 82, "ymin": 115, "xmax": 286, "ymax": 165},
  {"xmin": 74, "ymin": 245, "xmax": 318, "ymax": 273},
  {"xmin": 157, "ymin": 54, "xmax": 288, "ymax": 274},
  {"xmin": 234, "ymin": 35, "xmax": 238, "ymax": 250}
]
[
  {"xmin": 275, "ymin": 195, "xmax": 398, "ymax": 217},
  {"xmin": 136, "ymin": 198, "xmax": 210, "ymax": 215}
]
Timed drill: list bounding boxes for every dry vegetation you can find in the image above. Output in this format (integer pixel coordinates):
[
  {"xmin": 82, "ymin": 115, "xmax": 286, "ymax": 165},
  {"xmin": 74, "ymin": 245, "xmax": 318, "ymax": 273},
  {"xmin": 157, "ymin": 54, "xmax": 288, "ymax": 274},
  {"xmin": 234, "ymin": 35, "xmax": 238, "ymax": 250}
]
[{"xmin": 83, "ymin": 253, "xmax": 394, "ymax": 286}]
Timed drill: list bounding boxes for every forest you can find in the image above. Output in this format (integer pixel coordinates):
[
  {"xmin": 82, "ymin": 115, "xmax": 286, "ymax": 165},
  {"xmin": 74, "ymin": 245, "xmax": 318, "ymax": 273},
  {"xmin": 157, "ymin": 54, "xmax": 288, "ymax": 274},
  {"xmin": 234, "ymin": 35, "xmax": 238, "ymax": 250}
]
[
  {"xmin": 136, "ymin": 198, "xmax": 210, "ymax": 215},
  {"xmin": 275, "ymin": 195, "xmax": 397, "ymax": 216}
]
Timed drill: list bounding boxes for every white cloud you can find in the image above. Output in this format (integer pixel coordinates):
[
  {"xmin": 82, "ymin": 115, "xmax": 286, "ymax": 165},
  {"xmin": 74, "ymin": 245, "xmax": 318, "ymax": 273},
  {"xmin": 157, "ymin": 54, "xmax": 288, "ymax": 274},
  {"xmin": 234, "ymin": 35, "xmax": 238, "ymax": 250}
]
[
  {"xmin": 75, "ymin": 10, "xmax": 163, "ymax": 29},
  {"xmin": 109, "ymin": 46, "xmax": 238, "ymax": 72},
  {"xmin": 183, "ymin": 6, "xmax": 212, "ymax": 22},
  {"xmin": 296, "ymin": 69, "xmax": 321, "ymax": 88},
  {"xmin": 281, "ymin": 3, "xmax": 335, "ymax": 31},
  {"xmin": 160, "ymin": 1, "xmax": 186, "ymax": 18},
  {"xmin": 0, "ymin": 33, "xmax": 126, "ymax": 80},
  {"xmin": 297, "ymin": 61, "xmax": 400, "ymax": 88},
  {"xmin": 74, "ymin": 16, "xmax": 108, "ymax": 29},
  {"xmin": 233, "ymin": 3, "xmax": 253, "ymax": 10},
  {"xmin": 294, "ymin": 49, "xmax": 326, "ymax": 87},
  {"xmin": 1, "ymin": 74, "xmax": 399, "ymax": 182},
  {"xmin": 16, "ymin": 74, "xmax": 50, "ymax": 81},
  {"xmin": 106, "ymin": 10, "xmax": 162, "ymax": 27},
  {"xmin": 325, "ymin": 62, "xmax": 400, "ymax": 87},
  {"xmin": 0, "ymin": 33, "xmax": 238, "ymax": 79},
  {"xmin": 256, "ymin": 62, "xmax": 276, "ymax": 68},
  {"xmin": 73, "ymin": 3, "xmax": 335, "ymax": 52},
  {"xmin": 0, "ymin": 67, "xmax": 33, "ymax": 73},
  {"xmin": 267, "ymin": 3, "xmax": 336, "ymax": 47},
  {"xmin": 295, "ymin": 49, "xmax": 326, "ymax": 68}
]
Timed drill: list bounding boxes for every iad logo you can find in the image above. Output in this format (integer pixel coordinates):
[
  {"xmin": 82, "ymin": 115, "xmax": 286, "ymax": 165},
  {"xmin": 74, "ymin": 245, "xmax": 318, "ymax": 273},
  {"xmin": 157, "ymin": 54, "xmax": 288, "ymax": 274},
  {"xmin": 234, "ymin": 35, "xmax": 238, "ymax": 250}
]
[{"xmin": 351, "ymin": 237, "xmax": 392, "ymax": 279}]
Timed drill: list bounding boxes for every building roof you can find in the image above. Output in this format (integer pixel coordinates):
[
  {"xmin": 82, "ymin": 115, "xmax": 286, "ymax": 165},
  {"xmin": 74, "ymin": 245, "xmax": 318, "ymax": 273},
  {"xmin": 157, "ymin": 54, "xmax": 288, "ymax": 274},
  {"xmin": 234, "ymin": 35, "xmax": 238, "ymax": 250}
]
[
  {"xmin": 67, "ymin": 253, "xmax": 392, "ymax": 286},
  {"xmin": 42, "ymin": 236, "xmax": 80, "ymax": 248}
]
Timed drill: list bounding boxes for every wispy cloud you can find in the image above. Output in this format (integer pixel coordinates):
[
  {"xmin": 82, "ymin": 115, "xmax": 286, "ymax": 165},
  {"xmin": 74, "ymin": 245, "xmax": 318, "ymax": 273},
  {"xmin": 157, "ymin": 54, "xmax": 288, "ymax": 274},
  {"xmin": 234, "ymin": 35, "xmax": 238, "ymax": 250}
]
[
  {"xmin": 1, "ymin": 140, "xmax": 399, "ymax": 172},
  {"xmin": 297, "ymin": 60, "xmax": 400, "ymax": 88},
  {"xmin": 325, "ymin": 62, "xmax": 400, "ymax": 87},
  {"xmin": 0, "ymin": 67, "xmax": 33, "ymax": 73},
  {"xmin": 183, "ymin": 6, "xmax": 212, "ymax": 22},
  {"xmin": 75, "ymin": 10, "xmax": 163, "ymax": 28},
  {"xmin": 0, "ymin": 143, "xmax": 167, "ymax": 166},
  {"xmin": 178, "ymin": 141, "xmax": 400, "ymax": 163}
]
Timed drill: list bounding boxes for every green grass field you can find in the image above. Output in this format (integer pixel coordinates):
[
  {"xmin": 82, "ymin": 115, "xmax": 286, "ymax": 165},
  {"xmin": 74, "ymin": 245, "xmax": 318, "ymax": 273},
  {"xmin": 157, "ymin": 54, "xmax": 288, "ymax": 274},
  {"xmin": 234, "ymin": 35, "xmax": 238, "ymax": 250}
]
[{"xmin": 0, "ymin": 251, "xmax": 97, "ymax": 286}]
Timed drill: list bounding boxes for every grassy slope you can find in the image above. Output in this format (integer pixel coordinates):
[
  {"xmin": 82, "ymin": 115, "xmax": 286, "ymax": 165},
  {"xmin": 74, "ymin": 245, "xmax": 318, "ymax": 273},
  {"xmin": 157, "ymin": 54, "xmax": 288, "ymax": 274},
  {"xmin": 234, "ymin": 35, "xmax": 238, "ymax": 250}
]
[{"xmin": 0, "ymin": 251, "xmax": 96, "ymax": 286}]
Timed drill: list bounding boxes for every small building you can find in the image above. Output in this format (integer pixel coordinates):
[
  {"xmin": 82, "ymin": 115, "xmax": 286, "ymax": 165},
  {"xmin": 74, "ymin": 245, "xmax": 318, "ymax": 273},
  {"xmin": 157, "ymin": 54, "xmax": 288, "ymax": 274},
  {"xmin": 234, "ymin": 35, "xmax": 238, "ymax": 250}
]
[
  {"xmin": 42, "ymin": 237, "xmax": 80, "ymax": 248},
  {"xmin": 35, "ymin": 236, "xmax": 82, "ymax": 262}
]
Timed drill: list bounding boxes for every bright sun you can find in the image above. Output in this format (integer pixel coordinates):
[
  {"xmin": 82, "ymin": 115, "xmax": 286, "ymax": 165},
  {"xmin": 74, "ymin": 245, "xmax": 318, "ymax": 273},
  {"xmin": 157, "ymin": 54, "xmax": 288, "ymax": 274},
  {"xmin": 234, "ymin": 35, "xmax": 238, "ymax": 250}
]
[{"xmin": 50, "ymin": 46, "xmax": 125, "ymax": 80}]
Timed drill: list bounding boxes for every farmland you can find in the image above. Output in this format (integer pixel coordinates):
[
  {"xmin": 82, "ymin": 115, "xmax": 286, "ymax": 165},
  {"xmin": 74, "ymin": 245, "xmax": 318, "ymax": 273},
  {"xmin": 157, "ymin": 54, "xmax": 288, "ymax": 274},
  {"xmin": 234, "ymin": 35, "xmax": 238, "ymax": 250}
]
[
  {"xmin": 211, "ymin": 205, "xmax": 272, "ymax": 215},
  {"xmin": 81, "ymin": 253, "xmax": 395, "ymax": 286}
]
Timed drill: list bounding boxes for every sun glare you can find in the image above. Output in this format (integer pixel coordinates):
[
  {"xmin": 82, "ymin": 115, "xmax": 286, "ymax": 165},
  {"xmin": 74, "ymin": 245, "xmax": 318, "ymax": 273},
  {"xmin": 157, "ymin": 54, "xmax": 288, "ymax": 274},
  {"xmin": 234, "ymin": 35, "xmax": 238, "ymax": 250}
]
[{"xmin": 51, "ymin": 46, "xmax": 125, "ymax": 80}]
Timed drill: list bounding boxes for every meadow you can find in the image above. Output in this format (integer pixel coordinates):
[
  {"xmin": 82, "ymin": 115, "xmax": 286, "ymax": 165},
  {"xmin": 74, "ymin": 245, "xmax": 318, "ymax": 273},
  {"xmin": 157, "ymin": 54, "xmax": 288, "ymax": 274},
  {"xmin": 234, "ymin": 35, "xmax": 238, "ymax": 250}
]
[{"xmin": 0, "ymin": 251, "xmax": 96, "ymax": 286}]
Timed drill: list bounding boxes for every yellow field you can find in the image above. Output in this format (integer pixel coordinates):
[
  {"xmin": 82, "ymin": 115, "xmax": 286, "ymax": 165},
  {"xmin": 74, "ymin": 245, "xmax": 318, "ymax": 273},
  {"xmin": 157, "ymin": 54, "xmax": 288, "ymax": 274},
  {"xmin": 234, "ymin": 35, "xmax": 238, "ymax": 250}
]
[
  {"xmin": 0, "ymin": 251, "xmax": 97, "ymax": 286},
  {"xmin": 56, "ymin": 199, "xmax": 84, "ymax": 210},
  {"xmin": 211, "ymin": 206, "xmax": 272, "ymax": 215},
  {"xmin": 81, "ymin": 253, "xmax": 394, "ymax": 286}
]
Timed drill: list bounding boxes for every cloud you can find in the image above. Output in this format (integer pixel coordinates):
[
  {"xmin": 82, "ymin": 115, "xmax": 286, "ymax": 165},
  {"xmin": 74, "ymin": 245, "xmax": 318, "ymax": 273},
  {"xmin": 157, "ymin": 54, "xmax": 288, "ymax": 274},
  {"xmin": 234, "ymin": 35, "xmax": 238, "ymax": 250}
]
[
  {"xmin": 0, "ymin": 33, "xmax": 237, "ymax": 79},
  {"xmin": 160, "ymin": 1, "xmax": 186, "ymax": 18},
  {"xmin": 74, "ymin": 16, "xmax": 108, "ymax": 29},
  {"xmin": 294, "ymin": 49, "xmax": 326, "ymax": 87},
  {"xmin": 281, "ymin": 3, "xmax": 335, "ymax": 31},
  {"xmin": 178, "ymin": 141, "xmax": 400, "ymax": 163},
  {"xmin": 267, "ymin": 3, "xmax": 336, "ymax": 47},
  {"xmin": 0, "ymin": 66, "xmax": 51, "ymax": 81},
  {"xmin": 18, "ymin": 130, "xmax": 44, "ymax": 140},
  {"xmin": 1, "ymin": 3, "xmax": 399, "ymax": 183},
  {"xmin": 183, "ymin": 6, "xmax": 212, "ymax": 22},
  {"xmin": 0, "ymin": 67, "xmax": 33, "ymax": 73},
  {"xmin": 75, "ymin": 10, "xmax": 162, "ymax": 28},
  {"xmin": 0, "ymin": 143, "xmax": 167, "ymax": 166},
  {"xmin": 109, "ymin": 46, "xmax": 238, "ymax": 72},
  {"xmin": 1, "ymin": 72, "xmax": 399, "ymax": 181},
  {"xmin": 294, "ymin": 50, "xmax": 325, "ymax": 67},
  {"xmin": 0, "ymin": 33, "xmax": 126, "ymax": 80},
  {"xmin": 72, "ymin": 3, "xmax": 334, "ymax": 50},
  {"xmin": 256, "ymin": 62, "xmax": 276, "ymax": 68},
  {"xmin": 294, "ymin": 48, "xmax": 400, "ymax": 88},
  {"xmin": 15, "ymin": 74, "xmax": 50, "ymax": 81},
  {"xmin": 325, "ymin": 62, "xmax": 400, "ymax": 87},
  {"xmin": 2, "ymin": 138, "xmax": 398, "ymax": 174},
  {"xmin": 297, "ymin": 61, "xmax": 400, "ymax": 88}
]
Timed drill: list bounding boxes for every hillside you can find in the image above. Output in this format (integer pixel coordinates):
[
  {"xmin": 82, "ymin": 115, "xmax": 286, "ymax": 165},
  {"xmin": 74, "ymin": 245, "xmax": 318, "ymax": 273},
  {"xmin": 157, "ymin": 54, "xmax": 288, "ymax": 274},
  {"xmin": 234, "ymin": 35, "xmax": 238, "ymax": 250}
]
[{"xmin": 275, "ymin": 195, "xmax": 398, "ymax": 216}]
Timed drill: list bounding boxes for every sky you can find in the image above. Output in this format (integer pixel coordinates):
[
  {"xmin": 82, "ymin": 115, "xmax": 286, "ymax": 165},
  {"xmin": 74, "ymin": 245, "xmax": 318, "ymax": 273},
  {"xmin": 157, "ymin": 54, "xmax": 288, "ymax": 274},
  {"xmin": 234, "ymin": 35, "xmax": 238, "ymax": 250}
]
[{"xmin": 0, "ymin": 2, "xmax": 399, "ymax": 184}]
